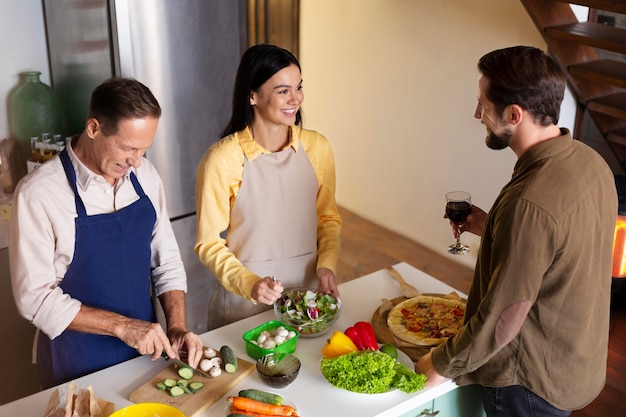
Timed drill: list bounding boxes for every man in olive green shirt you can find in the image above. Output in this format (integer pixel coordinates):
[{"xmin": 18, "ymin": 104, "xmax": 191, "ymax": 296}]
[{"xmin": 416, "ymin": 46, "xmax": 617, "ymax": 416}]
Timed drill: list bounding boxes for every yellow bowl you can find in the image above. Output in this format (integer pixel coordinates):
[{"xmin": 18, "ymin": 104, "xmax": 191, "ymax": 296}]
[{"xmin": 109, "ymin": 402, "xmax": 185, "ymax": 417}]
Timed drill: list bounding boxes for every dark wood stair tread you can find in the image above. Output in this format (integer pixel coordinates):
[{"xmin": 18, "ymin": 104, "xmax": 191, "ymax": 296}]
[
  {"xmin": 554, "ymin": 0, "xmax": 626, "ymax": 15},
  {"xmin": 608, "ymin": 127, "xmax": 626, "ymax": 146},
  {"xmin": 588, "ymin": 92, "xmax": 626, "ymax": 120},
  {"xmin": 546, "ymin": 22, "xmax": 626, "ymax": 54},
  {"xmin": 569, "ymin": 59, "xmax": 626, "ymax": 89}
]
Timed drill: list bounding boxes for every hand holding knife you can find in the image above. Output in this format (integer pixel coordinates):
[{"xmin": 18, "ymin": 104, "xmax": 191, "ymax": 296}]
[{"xmin": 162, "ymin": 352, "xmax": 211, "ymax": 378}]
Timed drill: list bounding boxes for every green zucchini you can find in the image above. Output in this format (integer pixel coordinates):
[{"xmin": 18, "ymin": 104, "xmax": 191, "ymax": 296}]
[
  {"xmin": 168, "ymin": 385, "xmax": 185, "ymax": 397},
  {"xmin": 238, "ymin": 388, "xmax": 284, "ymax": 405},
  {"xmin": 220, "ymin": 345, "xmax": 238, "ymax": 373},
  {"xmin": 177, "ymin": 366, "xmax": 194, "ymax": 380},
  {"xmin": 155, "ymin": 381, "xmax": 167, "ymax": 391},
  {"xmin": 189, "ymin": 381, "xmax": 204, "ymax": 393}
]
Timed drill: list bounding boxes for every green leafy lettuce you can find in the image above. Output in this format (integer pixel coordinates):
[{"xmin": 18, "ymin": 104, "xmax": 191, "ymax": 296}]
[{"xmin": 320, "ymin": 350, "xmax": 427, "ymax": 394}]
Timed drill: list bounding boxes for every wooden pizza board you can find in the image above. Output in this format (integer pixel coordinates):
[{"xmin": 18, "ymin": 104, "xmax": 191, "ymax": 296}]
[
  {"xmin": 371, "ymin": 293, "xmax": 466, "ymax": 363},
  {"xmin": 129, "ymin": 354, "xmax": 254, "ymax": 417}
]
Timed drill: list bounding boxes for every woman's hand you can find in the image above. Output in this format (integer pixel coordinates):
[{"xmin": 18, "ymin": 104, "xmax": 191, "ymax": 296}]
[
  {"xmin": 317, "ymin": 267, "xmax": 340, "ymax": 299},
  {"xmin": 252, "ymin": 276, "xmax": 284, "ymax": 305}
]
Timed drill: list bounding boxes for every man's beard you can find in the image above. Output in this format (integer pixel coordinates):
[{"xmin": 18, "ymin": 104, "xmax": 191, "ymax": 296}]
[{"xmin": 485, "ymin": 126, "xmax": 513, "ymax": 150}]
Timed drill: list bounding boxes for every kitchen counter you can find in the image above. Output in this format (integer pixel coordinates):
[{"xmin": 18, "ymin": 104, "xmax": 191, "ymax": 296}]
[{"xmin": 0, "ymin": 262, "xmax": 465, "ymax": 416}]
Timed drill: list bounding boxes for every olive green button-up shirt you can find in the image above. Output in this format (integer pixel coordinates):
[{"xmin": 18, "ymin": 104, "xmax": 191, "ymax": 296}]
[{"xmin": 432, "ymin": 129, "xmax": 617, "ymax": 410}]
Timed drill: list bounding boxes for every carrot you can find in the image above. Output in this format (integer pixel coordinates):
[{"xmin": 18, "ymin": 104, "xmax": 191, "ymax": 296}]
[
  {"xmin": 230, "ymin": 406, "xmax": 300, "ymax": 417},
  {"xmin": 227, "ymin": 396, "xmax": 296, "ymax": 416}
]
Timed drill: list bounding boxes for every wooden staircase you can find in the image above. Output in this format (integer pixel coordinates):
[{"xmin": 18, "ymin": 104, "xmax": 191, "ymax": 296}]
[{"xmin": 520, "ymin": 0, "xmax": 626, "ymax": 172}]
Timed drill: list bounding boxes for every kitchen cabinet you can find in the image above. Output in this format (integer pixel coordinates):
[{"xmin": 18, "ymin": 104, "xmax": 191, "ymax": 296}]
[{"xmin": 400, "ymin": 385, "xmax": 486, "ymax": 417}]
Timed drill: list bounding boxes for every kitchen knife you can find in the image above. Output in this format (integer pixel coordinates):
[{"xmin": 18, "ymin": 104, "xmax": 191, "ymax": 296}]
[{"xmin": 162, "ymin": 353, "xmax": 211, "ymax": 378}]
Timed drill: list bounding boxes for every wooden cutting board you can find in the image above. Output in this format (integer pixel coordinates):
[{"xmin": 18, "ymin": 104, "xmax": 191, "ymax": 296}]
[
  {"xmin": 371, "ymin": 293, "xmax": 466, "ymax": 362},
  {"xmin": 129, "ymin": 352, "xmax": 254, "ymax": 417}
]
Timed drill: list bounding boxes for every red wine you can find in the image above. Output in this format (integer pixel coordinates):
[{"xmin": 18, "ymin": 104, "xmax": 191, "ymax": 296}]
[{"xmin": 446, "ymin": 201, "xmax": 471, "ymax": 223}]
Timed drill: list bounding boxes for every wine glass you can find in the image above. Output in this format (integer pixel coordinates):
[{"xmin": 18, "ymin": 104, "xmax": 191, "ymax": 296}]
[{"xmin": 445, "ymin": 191, "xmax": 472, "ymax": 255}]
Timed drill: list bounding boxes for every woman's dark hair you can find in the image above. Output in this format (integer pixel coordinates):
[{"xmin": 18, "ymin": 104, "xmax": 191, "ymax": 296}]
[
  {"xmin": 477, "ymin": 46, "xmax": 565, "ymax": 127},
  {"xmin": 88, "ymin": 77, "xmax": 161, "ymax": 136},
  {"xmin": 221, "ymin": 44, "xmax": 302, "ymax": 138}
]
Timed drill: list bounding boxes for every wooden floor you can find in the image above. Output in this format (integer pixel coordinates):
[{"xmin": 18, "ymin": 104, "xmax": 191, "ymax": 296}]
[{"xmin": 337, "ymin": 206, "xmax": 626, "ymax": 417}]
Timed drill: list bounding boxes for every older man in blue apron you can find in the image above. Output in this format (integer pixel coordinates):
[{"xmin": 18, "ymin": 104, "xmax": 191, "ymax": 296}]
[{"xmin": 10, "ymin": 78, "xmax": 203, "ymax": 389}]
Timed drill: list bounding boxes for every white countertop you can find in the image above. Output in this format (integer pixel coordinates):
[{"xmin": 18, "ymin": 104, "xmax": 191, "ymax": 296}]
[{"xmin": 0, "ymin": 262, "xmax": 464, "ymax": 417}]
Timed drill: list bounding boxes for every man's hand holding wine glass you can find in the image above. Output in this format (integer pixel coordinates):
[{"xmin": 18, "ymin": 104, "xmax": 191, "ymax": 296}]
[{"xmin": 446, "ymin": 204, "xmax": 487, "ymax": 238}]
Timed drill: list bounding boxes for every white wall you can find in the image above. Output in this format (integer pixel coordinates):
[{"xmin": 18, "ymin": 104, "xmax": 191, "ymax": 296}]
[
  {"xmin": 300, "ymin": 0, "xmax": 565, "ymax": 268},
  {"xmin": 0, "ymin": 0, "xmax": 49, "ymax": 140}
]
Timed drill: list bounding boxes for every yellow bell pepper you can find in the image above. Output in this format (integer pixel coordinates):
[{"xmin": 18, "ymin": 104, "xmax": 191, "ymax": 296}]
[{"xmin": 321, "ymin": 331, "xmax": 358, "ymax": 358}]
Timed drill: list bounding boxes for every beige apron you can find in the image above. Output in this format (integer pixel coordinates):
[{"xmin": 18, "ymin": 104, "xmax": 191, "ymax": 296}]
[{"xmin": 207, "ymin": 142, "xmax": 318, "ymax": 329}]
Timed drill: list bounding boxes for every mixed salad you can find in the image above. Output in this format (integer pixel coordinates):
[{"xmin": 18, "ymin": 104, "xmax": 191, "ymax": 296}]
[{"xmin": 275, "ymin": 289, "xmax": 340, "ymax": 335}]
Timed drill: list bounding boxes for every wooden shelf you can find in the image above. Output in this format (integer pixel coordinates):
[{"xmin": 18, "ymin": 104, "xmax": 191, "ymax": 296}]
[
  {"xmin": 569, "ymin": 59, "xmax": 626, "ymax": 88},
  {"xmin": 546, "ymin": 22, "xmax": 626, "ymax": 54}
]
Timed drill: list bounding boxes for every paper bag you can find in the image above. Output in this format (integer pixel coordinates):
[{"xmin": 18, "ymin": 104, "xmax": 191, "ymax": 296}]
[
  {"xmin": 44, "ymin": 381, "xmax": 114, "ymax": 417},
  {"xmin": 0, "ymin": 137, "xmax": 27, "ymax": 193}
]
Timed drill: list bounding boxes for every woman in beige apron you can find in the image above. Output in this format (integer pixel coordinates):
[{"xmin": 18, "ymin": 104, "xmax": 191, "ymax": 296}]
[{"xmin": 195, "ymin": 44, "xmax": 342, "ymax": 330}]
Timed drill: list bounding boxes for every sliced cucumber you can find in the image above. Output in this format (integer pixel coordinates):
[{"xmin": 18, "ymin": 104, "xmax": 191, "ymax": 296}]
[
  {"xmin": 177, "ymin": 366, "xmax": 194, "ymax": 380},
  {"xmin": 177, "ymin": 380, "xmax": 192, "ymax": 394},
  {"xmin": 155, "ymin": 381, "xmax": 167, "ymax": 391},
  {"xmin": 163, "ymin": 378, "xmax": 177, "ymax": 388},
  {"xmin": 189, "ymin": 381, "xmax": 205, "ymax": 393},
  {"xmin": 168, "ymin": 385, "xmax": 185, "ymax": 397}
]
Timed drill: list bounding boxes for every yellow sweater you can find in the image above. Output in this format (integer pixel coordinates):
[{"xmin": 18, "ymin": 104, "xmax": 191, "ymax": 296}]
[{"xmin": 195, "ymin": 125, "xmax": 341, "ymax": 300}]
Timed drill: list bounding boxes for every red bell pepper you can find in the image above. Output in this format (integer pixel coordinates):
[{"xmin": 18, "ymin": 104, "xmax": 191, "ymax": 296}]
[
  {"xmin": 344, "ymin": 326, "xmax": 365, "ymax": 350},
  {"xmin": 355, "ymin": 321, "xmax": 378, "ymax": 350}
]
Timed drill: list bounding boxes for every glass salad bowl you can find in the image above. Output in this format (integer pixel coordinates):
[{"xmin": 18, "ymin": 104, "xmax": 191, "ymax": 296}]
[{"xmin": 273, "ymin": 288, "xmax": 341, "ymax": 338}]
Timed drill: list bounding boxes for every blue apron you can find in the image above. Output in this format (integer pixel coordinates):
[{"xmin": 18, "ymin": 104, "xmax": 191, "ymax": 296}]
[{"xmin": 37, "ymin": 148, "xmax": 156, "ymax": 389}]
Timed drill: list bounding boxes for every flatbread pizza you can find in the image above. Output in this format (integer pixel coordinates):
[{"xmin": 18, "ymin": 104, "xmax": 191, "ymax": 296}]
[{"xmin": 387, "ymin": 295, "xmax": 466, "ymax": 346}]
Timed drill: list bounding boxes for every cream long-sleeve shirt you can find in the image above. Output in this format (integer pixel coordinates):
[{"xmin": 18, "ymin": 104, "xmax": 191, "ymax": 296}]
[
  {"xmin": 195, "ymin": 125, "xmax": 341, "ymax": 300},
  {"xmin": 9, "ymin": 143, "xmax": 187, "ymax": 340}
]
